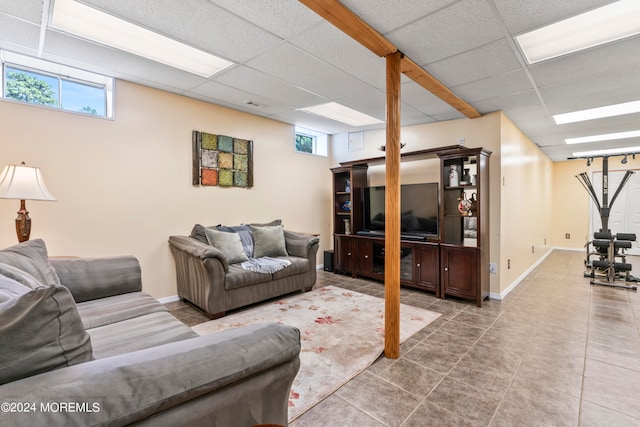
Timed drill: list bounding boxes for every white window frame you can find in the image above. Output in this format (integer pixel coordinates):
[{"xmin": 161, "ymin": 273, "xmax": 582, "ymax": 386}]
[
  {"xmin": 1, "ymin": 50, "xmax": 114, "ymax": 118},
  {"xmin": 294, "ymin": 126, "xmax": 328, "ymax": 157}
]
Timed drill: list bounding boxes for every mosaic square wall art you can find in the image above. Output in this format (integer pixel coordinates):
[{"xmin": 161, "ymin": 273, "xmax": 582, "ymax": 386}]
[{"xmin": 192, "ymin": 130, "xmax": 253, "ymax": 188}]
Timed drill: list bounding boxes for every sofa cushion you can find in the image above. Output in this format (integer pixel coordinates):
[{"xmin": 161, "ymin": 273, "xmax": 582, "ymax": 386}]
[
  {"xmin": 251, "ymin": 224, "xmax": 288, "ymax": 258},
  {"xmin": 0, "ymin": 239, "xmax": 60, "ymax": 289},
  {"xmin": 217, "ymin": 224, "xmax": 254, "ymax": 258},
  {"xmin": 225, "ymin": 264, "xmax": 272, "ymax": 290},
  {"xmin": 205, "ymin": 228, "xmax": 249, "ymax": 264},
  {"xmin": 87, "ymin": 311, "xmax": 197, "ymax": 359},
  {"xmin": 0, "ymin": 274, "xmax": 29, "ymax": 303},
  {"xmin": 77, "ymin": 292, "xmax": 169, "ymax": 329},
  {"xmin": 271, "ymin": 256, "xmax": 310, "ymax": 280},
  {"xmin": 0, "ymin": 282, "xmax": 93, "ymax": 385}
]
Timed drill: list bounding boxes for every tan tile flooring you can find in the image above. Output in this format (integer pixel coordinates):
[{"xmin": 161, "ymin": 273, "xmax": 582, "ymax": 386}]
[{"xmin": 167, "ymin": 250, "xmax": 640, "ymax": 426}]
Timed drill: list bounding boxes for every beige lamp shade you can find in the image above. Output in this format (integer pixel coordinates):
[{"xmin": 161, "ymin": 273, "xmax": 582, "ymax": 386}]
[{"xmin": 0, "ymin": 164, "xmax": 57, "ymax": 201}]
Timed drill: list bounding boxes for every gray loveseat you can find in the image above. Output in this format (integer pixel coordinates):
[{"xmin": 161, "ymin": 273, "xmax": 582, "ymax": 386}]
[
  {"xmin": 169, "ymin": 222, "xmax": 320, "ymax": 319},
  {"xmin": 0, "ymin": 239, "xmax": 300, "ymax": 427}
]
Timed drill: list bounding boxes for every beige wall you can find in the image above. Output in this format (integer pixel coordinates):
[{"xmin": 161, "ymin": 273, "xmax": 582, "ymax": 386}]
[
  {"xmin": 0, "ymin": 80, "xmax": 332, "ymax": 298},
  {"xmin": 552, "ymin": 157, "xmax": 640, "ymax": 249},
  {"xmin": 499, "ymin": 114, "xmax": 553, "ymax": 294}
]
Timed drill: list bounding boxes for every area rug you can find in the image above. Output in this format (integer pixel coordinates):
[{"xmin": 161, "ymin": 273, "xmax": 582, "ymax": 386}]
[{"xmin": 191, "ymin": 285, "xmax": 440, "ymax": 421}]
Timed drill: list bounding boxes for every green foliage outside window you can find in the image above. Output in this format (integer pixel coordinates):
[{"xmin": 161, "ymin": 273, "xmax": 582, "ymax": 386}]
[
  {"xmin": 295, "ymin": 133, "xmax": 314, "ymax": 153},
  {"xmin": 5, "ymin": 70, "xmax": 56, "ymax": 106}
]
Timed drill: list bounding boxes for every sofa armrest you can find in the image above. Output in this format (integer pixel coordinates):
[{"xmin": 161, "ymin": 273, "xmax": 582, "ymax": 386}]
[
  {"xmin": 284, "ymin": 230, "xmax": 320, "ymax": 259},
  {"xmin": 168, "ymin": 235, "xmax": 229, "ymax": 272},
  {"xmin": 0, "ymin": 323, "xmax": 301, "ymax": 427},
  {"xmin": 50, "ymin": 256, "xmax": 142, "ymax": 303}
]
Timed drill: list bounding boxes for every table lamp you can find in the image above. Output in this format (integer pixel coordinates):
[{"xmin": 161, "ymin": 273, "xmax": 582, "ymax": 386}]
[{"xmin": 0, "ymin": 162, "xmax": 57, "ymax": 242}]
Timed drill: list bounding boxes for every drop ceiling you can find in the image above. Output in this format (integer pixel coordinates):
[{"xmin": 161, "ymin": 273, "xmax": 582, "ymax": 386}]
[{"xmin": 1, "ymin": 0, "xmax": 639, "ymax": 162}]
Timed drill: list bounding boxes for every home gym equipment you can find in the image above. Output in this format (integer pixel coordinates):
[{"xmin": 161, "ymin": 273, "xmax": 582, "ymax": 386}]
[{"xmin": 575, "ymin": 154, "xmax": 638, "ymax": 290}]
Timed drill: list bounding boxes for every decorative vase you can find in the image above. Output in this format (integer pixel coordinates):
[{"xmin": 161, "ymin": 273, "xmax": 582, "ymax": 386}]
[
  {"xmin": 343, "ymin": 219, "xmax": 351, "ymax": 235},
  {"xmin": 345, "ymin": 179, "xmax": 351, "ymax": 192},
  {"xmin": 342, "ymin": 200, "xmax": 351, "ymax": 211},
  {"xmin": 449, "ymin": 165, "xmax": 459, "ymax": 187}
]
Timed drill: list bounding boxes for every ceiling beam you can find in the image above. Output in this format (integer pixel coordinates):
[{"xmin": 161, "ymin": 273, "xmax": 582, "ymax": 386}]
[
  {"xmin": 299, "ymin": 0, "xmax": 480, "ymax": 119},
  {"xmin": 401, "ymin": 57, "xmax": 481, "ymax": 119},
  {"xmin": 298, "ymin": 0, "xmax": 396, "ymax": 57}
]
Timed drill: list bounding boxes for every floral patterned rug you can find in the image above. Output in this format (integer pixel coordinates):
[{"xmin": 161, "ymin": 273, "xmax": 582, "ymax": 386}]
[{"xmin": 191, "ymin": 285, "xmax": 440, "ymax": 421}]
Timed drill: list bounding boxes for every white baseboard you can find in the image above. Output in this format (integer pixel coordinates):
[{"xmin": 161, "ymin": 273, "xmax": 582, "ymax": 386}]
[
  {"xmin": 158, "ymin": 295, "xmax": 180, "ymax": 304},
  {"xmin": 489, "ymin": 248, "xmax": 554, "ymax": 300}
]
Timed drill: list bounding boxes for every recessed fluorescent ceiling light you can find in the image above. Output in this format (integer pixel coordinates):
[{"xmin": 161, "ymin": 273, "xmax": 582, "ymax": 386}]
[
  {"xmin": 554, "ymin": 100, "xmax": 640, "ymax": 124},
  {"xmin": 573, "ymin": 146, "xmax": 640, "ymax": 157},
  {"xmin": 515, "ymin": 0, "xmax": 640, "ymax": 64},
  {"xmin": 300, "ymin": 102, "xmax": 383, "ymax": 127},
  {"xmin": 51, "ymin": 0, "xmax": 233, "ymax": 78},
  {"xmin": 565, "ymin": 130, "xmax": 640, "ymax": 144}
]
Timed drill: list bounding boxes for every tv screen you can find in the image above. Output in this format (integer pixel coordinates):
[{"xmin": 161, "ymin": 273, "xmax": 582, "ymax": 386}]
[{"xmin": 364, "ymin": 183, "xmax": 439, "ymax": 237}]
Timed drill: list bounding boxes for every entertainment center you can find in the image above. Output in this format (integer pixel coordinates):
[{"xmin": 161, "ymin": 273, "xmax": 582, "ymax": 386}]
[{"xmin": 331, "ymin": 145, "xmax": 491, "ymax": 306}]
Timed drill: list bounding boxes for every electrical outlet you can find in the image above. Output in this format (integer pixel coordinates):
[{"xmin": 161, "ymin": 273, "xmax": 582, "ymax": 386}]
[
  {"xmin": 565, "ymin": 233, "xmax": 570, "ymax": 239},
  {"xmin": 489, "ymin": 263, "xmax": 497, "ymax": 274},
  {"xmin": 507, "ymin": 259, "xmax": 511, "ymax": 269},
  {"xmin": 458, "ymin": 137, "xmax": 465, "ymax": 145}
]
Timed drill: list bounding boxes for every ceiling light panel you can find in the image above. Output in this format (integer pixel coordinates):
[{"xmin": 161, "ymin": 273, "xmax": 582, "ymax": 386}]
[
  {"xmin": 565, "ymin": 130, "xmax": 640, "ymax": 144},
  {"xmin": 515, "ymin": 0, "xmax": 640, "ymax": 64},
  {"xmin": 573, "ymin": 146, "xmax": 640, "ymax": 157},
  {"xmin": 51, "ymin": 0, "xmax": 233, "ymax": 78},
  {"xmin": 554, "ymin": 100, "xmax": 640, "ymax": 124},
  {"xmin": 300, "ymin": 102, "xmax": 383, "ymax": 127}
]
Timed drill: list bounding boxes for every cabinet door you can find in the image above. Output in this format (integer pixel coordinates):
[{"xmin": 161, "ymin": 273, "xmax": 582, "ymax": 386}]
[
  {"xmin": 354, "ymin": 238, "xmax": 372, "ymax": 276},
  {"xmin": 334, "ymin": 236, "xmax": 353, "ymax": 274},
  {"xmin": 417, "ymin": 244, "xmax": 440, "ymax": 295},
  {"xmin": 441, "ymin": 246, "xmax": 478, "ymax": 300}
]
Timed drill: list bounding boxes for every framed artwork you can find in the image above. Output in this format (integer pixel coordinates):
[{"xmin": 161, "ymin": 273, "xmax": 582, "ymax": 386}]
[{"xmin": 192, "ymin": 130, "xmax": 253, "ymax": 188}]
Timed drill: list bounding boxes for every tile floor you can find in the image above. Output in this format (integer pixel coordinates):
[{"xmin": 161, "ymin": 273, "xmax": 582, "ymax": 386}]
[{"xmin": 167, "ymin": 250, "xmax": 640, "ymax": 426}]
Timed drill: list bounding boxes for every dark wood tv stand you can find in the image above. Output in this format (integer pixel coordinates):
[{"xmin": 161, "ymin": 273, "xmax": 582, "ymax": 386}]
[{"xmin": 331, "ymin": 145, "xmax": 491, "ymax": 307}]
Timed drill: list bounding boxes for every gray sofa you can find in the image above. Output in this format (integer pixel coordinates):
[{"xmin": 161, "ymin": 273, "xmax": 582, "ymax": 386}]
[
  {"xmin": 0, "ymin": 239, "xmax": 300, "ymax": 427},
  {"xmin": 169, "ymin": 223, "xmax": 320, "ymax": 319}
]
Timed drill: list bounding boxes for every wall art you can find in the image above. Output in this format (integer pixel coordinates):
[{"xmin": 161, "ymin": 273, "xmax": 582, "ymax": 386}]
[{"xmin": 192, "ymin": 130, "xmax": 253, "ymax": 188}]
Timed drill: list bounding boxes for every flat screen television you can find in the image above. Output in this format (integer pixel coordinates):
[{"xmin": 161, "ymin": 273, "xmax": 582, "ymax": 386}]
[{"xmin": 363, "ymin": 183, "xmax": 439, "ymax": 238}]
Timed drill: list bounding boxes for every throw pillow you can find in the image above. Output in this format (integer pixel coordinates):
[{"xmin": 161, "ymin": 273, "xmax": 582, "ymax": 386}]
[
  {"xmin": 0, "ymin": 283, "xmax": 93, "ymax": 385},
  {"xmin": 0, "ymin": 239, "xmax": 60, "ymax": 289},
  {"xmin": 190, "ymin": 224, "xmax": 213, "ymax": 244},
  {"xmin": 204, "ymin": 228, "xmax": 250, "ymax": 264},
  {"xmin": 217, "ymin": 225, "xmax": 254, "ymax": 258},
  {"xmin": 0, "ymin": 274, "xmax": 29, "ymax": 303},
  {"xmin": 251, "ymin": 224, "xmax": 289, "ymax": 258}
]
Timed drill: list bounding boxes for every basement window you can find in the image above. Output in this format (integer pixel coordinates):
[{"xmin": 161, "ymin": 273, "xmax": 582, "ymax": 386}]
[
  {"xmin": 1, "ymin": 51, "xmax": 113, "ymax": 118},
  {"xmin": 295, "ymin": 126, "xmax": 328, "ymax": 157}
]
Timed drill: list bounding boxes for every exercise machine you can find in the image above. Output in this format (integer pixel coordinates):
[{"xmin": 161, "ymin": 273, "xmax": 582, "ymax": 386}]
[{"xmin": 574, "ymin": 154, "xmax": 638, "ymax": 290}]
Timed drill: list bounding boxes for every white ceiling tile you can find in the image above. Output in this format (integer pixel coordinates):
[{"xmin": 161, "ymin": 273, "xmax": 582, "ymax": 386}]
[
  {"xmin": 492, "ymin": 0, "xmax": 616, "ymax": 34},
  {"xmin": 452, "ymin": 69, "xmax": 534, "ymax": 102},
  {"xmin": 186, "ymin": 80, "xmax": 290, "ymax": 116},
  {"xmin": 0, "ymin": 0, "xmax": 44, "ymax": 24},
  {"xmin": 81, "ymin": 0, "xmax": 282, "ymax": 63},
  {"xmin": 340, "ymin": 0, "xmax": 458, "ymax": 34},
  {"xmin": 245, "ymin": 43, "xmax": 374, "ymax": 100},
  {"xmin": 401, "ymin": 81, "xmax": 459, "ymax": 116},
  {"xmin": 425, "ymin": 38, "xmax": 523, "ymax": 87},
  {"xmin": 528, "ymin": 36, "xmax": 640, "ymax": 87},
  {"xmin": 473, "ymin": 90, "xmax": 541, "ymax": 114},
  {"xmin": 213, "ymin": 66, "xmax": 328, "ymax": 108},
  {"xmin": 207, "ymin": 0, "xmax": 323, "ymax": 39},
  {"xmin": 270, "ymin": 109, "xmax": 356, "ymax": 134},
  {"xmin": 289, "ymin": 22, "xmax": 387, "ymax": 89},
  {"xmin": 387, "ymin": 0, "xmax": 504, "ymax": 64},
  {"xmin": 0, "ymin": 14, "xmax": 41, "ymax": 52}
]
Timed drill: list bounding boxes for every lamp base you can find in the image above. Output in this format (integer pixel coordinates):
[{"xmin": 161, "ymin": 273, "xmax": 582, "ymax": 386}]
[{"xmin": 15, "ymin": 199, "xmax": 31, "ymax": 243}]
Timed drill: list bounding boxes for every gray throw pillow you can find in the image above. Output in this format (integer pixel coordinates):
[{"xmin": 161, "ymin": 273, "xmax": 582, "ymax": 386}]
[
  {"xmin": 0, "ymin": 275, "xmax": 29, "ymax": 303},
  {"xmin": 217, "ymin": 224, "xmax": 254, "ymax": 258},
  {"xmin": 204, "ymin": 228, "xmax": 249, "ymax": 264},
  {"xmin": 251, "ymin": 225, "xmax": 289, "ymax": 258},
  {"xmin": 0, "ymin": 282, "xmax": 93, "ymax": 385},
  {"xmin": 0, "ymin": 239, "xmax": 60, "ymax": 289}
]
